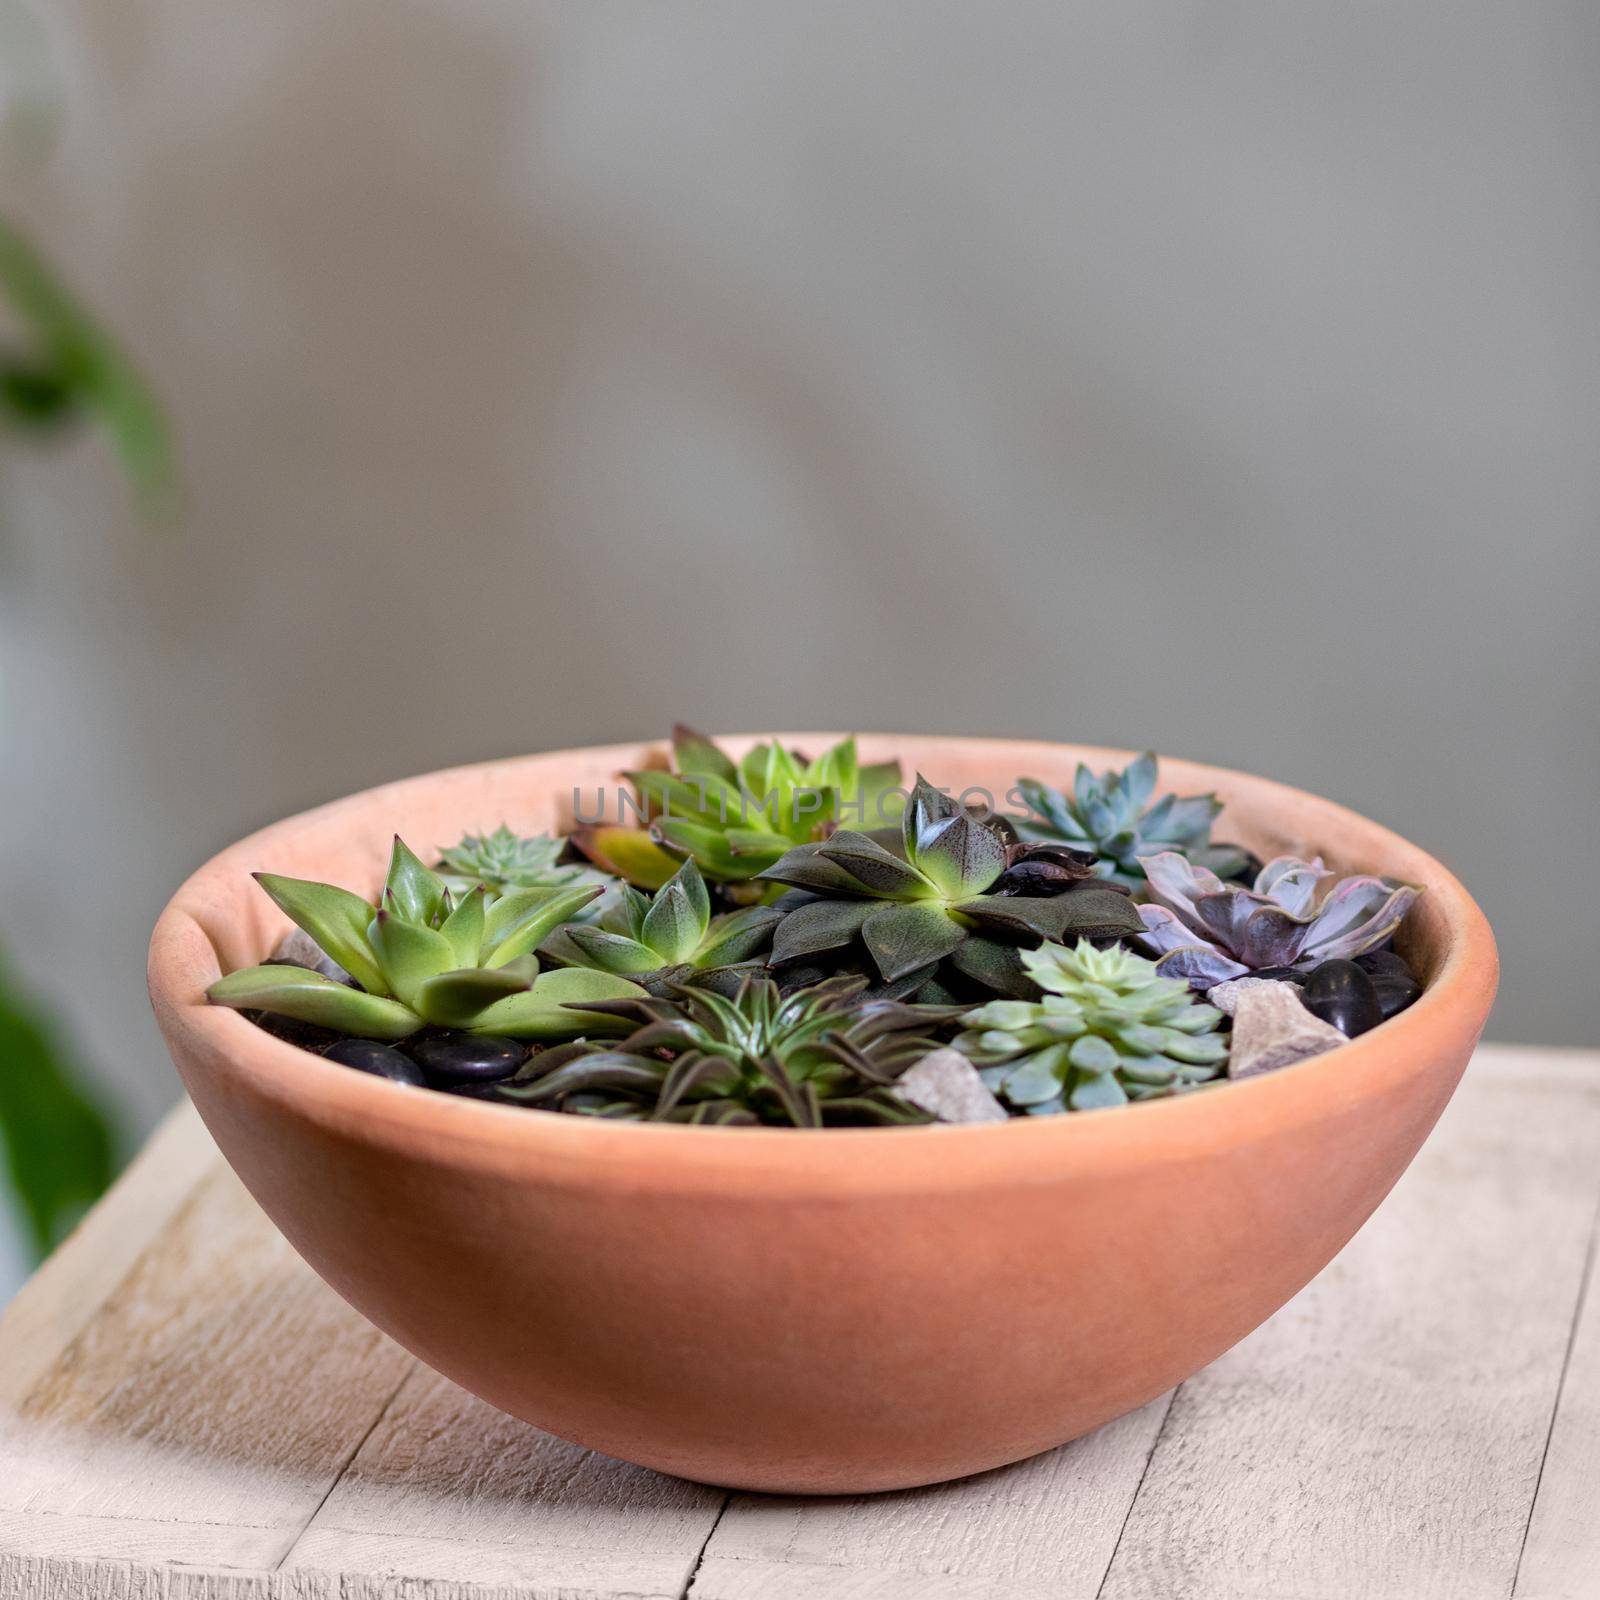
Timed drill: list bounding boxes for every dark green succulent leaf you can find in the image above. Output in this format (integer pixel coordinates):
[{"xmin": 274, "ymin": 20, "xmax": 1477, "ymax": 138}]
[
  {"xmin": 912, "ymin": 812, "xmax": 1007, "ymax": 899},
  {"xmin": 368, "ymin": 909, "xmax": 456, "ymax": 1006},
  {"xmin": 207, "ymin": 965, "xmax": 420, "ymax": 1039},
  {"xmin": 696, "ymin": 905, "xmax": 783, "ymax": 967},
  {"xmin": 903, "ymin": 775, "xmax": 960, "ymax": 856},
  {"xmin": 956, "ymin": 887, "xmax": 1144, "ymax": 942},
  {"xmin": 412, "ymin": 965, "xmax": 532, "ymax": 1029},
  {"xmin": 562, "ymin": 926, "xmax": 663, "ymax": 976},
  {"xmin": 641, "ymin": 861, "xmax": 712, "ymax": 963},
  {"xmin": 484, "ymin": 884, "xmax": 603, "ymax": 967},
  {"xmin": 474, "ymin": 968, "xmax": 648, "ymax": 1038},
  {"xmin": 861, "ymin": 902, "xmax": 968, "ymax": 982},
  {"xmin": 502, "ymin": 1050, "xmax": 668, "ymax": 1105},
  {"xmin": 757, "ymin": 841, "xmax": 870, "ymax": 896},
  {"xmin": 385, "ymin": 836, "xmax": 448, "ymax": 925},
  {"xmin": 822, "ymin": 1094, "xmax": 935, "ymax": 1127},
  {"xmin": 253, "ymin": 873, "xmax": 386, "ymax": 995},
  {"xmin": 769, "ymin": 898, "xmax": 875, "ymax": 965},
  {"xmin": 818, "ymin": 831, "xmax": 932, "ymax": 899},
  {"xmin": 671, "ymin": 724, "xmax": 739, "ymax": 784},
  {"xmin": 948, "ymin": 937, "xmax": 1038, "ymax": 999}
]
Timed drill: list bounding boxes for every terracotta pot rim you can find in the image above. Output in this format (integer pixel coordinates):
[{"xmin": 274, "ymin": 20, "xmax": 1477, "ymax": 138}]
[{"xmin": 148, "ymin": 734, "xmax": 1498, "ymax": 1190}]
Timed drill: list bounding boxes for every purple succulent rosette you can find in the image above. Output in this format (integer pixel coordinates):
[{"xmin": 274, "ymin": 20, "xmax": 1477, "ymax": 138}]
[{"xmin": 1136, "ymin": 851, "xmax": 1422, "ymax": 990}]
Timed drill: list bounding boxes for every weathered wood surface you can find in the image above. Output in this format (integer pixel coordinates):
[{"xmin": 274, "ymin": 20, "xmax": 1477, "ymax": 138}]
[{"xmin": 1, "ymin": 1044, "xmax": 1597, "ymax": 1600}]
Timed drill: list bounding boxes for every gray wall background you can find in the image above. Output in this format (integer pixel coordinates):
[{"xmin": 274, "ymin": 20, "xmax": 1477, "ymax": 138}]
[{"xmin": 3, "ymin": 0, "xmax": 1598, "ymax": 1213}]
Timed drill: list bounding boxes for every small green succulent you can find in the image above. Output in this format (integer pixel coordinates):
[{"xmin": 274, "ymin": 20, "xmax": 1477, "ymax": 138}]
[
  {"xmin": 605, "ymin": 726, "xmax": 903, "ymax": 888},
  {"xmin": 1014, "ymin": 753, "xmax": 1248, "ymax": 888},
  {"xmin": 438, "ymin": 825, "xmax": 616, "ymax": 911},
  {"xmin": 955, "ymin": 939, "xmax": 1228, "ymax": 1114},
  {"xmin": 498, "ymin": 975, "xmax": 950, "ymax": 1126},
  {"xmin": 540, "ymin": 858, "xmax": 780, "ymax": 988},
  {"xmin": 207, "ymin": 837, "xmax": 645, "ymax": 1040},
  {"xmin": 758, "ymin": 778, "xmax": 1146, "ymax": 987}
]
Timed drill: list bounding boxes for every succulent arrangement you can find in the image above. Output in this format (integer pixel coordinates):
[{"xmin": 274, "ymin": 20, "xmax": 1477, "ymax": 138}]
[{"xmin": 207, "ymin": 737, "xmax": 1430, "ymax": 1127}]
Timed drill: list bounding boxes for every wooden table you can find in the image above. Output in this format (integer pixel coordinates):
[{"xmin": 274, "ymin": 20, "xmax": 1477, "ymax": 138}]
[{"xmin": 2, "ymin": 1043, "xmax": 1597, "ymax": 1600}]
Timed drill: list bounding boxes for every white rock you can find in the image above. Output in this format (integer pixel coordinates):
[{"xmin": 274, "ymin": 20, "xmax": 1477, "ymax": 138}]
[
  {"xmin": 1208, "ymin": 975, "xmax": 1293, "ymax": 1016},
  {"xmin": 1223, "ymin": 980, "xmax": 1347, "ymax": 1079},
  {"xmin": 895, "ymin": 1049, "xmax": 1009, "ymax": 1124},
  {"xmin": 271, "ymin": 928, "xmax": 353, "ymax": 985}
]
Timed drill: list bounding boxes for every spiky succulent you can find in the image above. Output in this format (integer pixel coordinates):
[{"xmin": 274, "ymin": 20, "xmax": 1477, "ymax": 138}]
[
  {"xmin": 438, "ymin": 825, "xmax": 616, "ymax": 910},
  {"xmin": 207, "ymin": 836, "xmax": 645, "ymax": 1040},
  {"xmin": 758, "ymin": 777, "xmax": 1146, "ymax": 990},
  {"xmin": 955, "ymin": 939, "xmax": 1228, "ymax": 1113},
  {"xmin": 1014, "ymin": 753, "xmax": 1248, "ymax": 888},
  {"xmin": 584, "ymin": 726, "xmax": 903, "ymax": 891},
  {"xmin": 539, "ymin": 858, "xmax": 780, "ymax": 990},
  {"xmin": 1136, "ymin": 851, "xmax": 1423, "ymax": 989},
  {"xmin": 496, "ymin": 975, "xmax": 952, "ymax": 1126}
]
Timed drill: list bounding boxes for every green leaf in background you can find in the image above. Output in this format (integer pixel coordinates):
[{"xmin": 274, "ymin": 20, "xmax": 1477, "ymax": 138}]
[
  {"xmin": 0, "ymin": 952, "xmax": 116, "ymax": 1261},
  {"xmin": 0, "ymin": 215, "xmax": 177, "ymax": 513}
]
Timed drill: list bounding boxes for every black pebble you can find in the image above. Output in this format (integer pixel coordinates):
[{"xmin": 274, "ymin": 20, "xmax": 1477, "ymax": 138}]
[
  {"xmin": 248, "ymin": 1009, "xmax": 343, "ymax": 1051},
  {"xmin": 1355, "ymin": 948, "xmax": 1415, "ymax": 981},
  {"xmin": 1301, "ymin": 960, "xmax": 1384, "ymax": 1037},
  {"xmin": 323, "ymin": 1038, "xmax": 427, "ymax": 1084},
  {"xmin": 1369, "ymin": 974, "xmax": 1424, "ymax": 1020},
  {"xmin": 405, "ymin": 1031, "xmax": 528, "ymax": 1086}
]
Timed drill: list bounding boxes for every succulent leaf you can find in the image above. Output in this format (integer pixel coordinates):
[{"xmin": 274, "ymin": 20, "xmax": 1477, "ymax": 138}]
[
  {"xmin": 483, "ymin": 885, "xmax": 602, "ymax": 967},
  {"xmin": 769, "ymin": 899, "xmax": 876, "ymax": 965},
  {"xmin": 384, "ymin": 836, "xmax": 448, "ymax": 926},
  {"xmin": 671, "ymin": 723, "xmax": 739, "ymax": 785},
  {"xmin": 913, "ymin": 812, "xmax": 1008, "ymax": 901},
  {"xmin": 253, "ymin": 873, "xmax": 387, "ymax": 995},
  {"xmin": 1014, "ymin": 754, "xmax": 1245, "ymax": 888},
  {"xmin": 437, "ymin": 825, "xmax": 616, "ymax": 907},
  {"xmin": 473, "ymin": 968, "xmax": 648, "ymax": 1038},
  {"xmin": 411, "ymin": 966, "xmax": 531, "ymax": 1029},
  {"xmin": 367, "ymin": 909, "xmax": 456, "ymax": 1007},
  {"xmin": 215, "ymin": 839, "xmax": 631, "ymax": 1044},
  {"xmin": 629, "ymin": 730, "xmax": 903, "ymax": 883},
  {"xmin": 207, "ymin": 965, "xmax": 420, "ymax": 1040},
  {"xmin": 955, "ymin": 940, "xmax": 1228, "ymax": 1114},
  {"xmin": 861, "ymin": 903, "xmax": 967, "ymax": 982},
  {"xmin": 565, "ymin": 826, "xmax": 679, "ymax": 892},
  {"xmin": 437, "ymin": 884, "xmax": 486, "ymax": 968},
  {"xmin": 640, "ymin": 861, "xmax": 711, "ymax": 963},
  {"xmin": 496, "ymin": 975, "xmax": 946, "ymax": 1126},
  {"xmin": 1135, "ymin": 851, "xmax": 1423, "ymax": 989}
]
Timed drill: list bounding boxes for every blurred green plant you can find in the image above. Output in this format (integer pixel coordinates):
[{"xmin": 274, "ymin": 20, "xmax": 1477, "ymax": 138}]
[
  {"xmin": 0, "ymin": 956, "xmax": 116, "ymax": 1256},
  {"xmin": 1, "ymin": 212, "xmax": 171, "ymax": 1265},
  {"xmin": 0, "ymin": 215, "xmax": 175, "ymax": 510}
]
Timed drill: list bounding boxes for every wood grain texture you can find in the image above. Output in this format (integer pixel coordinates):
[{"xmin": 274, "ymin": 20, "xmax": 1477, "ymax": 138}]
[
  {"xmin": 1513, "ymin": 1071, "xmax": 1600, "ymax": 1600},
  {"xmin": 687, "ymin": 1395, "xmax": 1170, "ymax": 1600},
  {"xmin": 4, "ymin": 1046, "xmax": 1600, "ymax": 1600},
  {"xmin": 0, "ymin": 1158, "xmax": 414, "ymax": 1570},
  {"xmin": 281, "ymin": 1364, "xmax": 725, "ymax": 1600},
  {"xmin": 1098, "ymin": 1046, "xmax": 1600, "ymax": 1600},
  {"xmin": 0, "ymin": 1101, "xmax": 216, "ymax": 1409}
]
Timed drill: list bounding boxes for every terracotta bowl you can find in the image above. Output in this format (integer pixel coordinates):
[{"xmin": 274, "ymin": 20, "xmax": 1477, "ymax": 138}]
[{"xmin": 148, "ymin": 736, "xmax": 1497, "ymax": 1493}]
